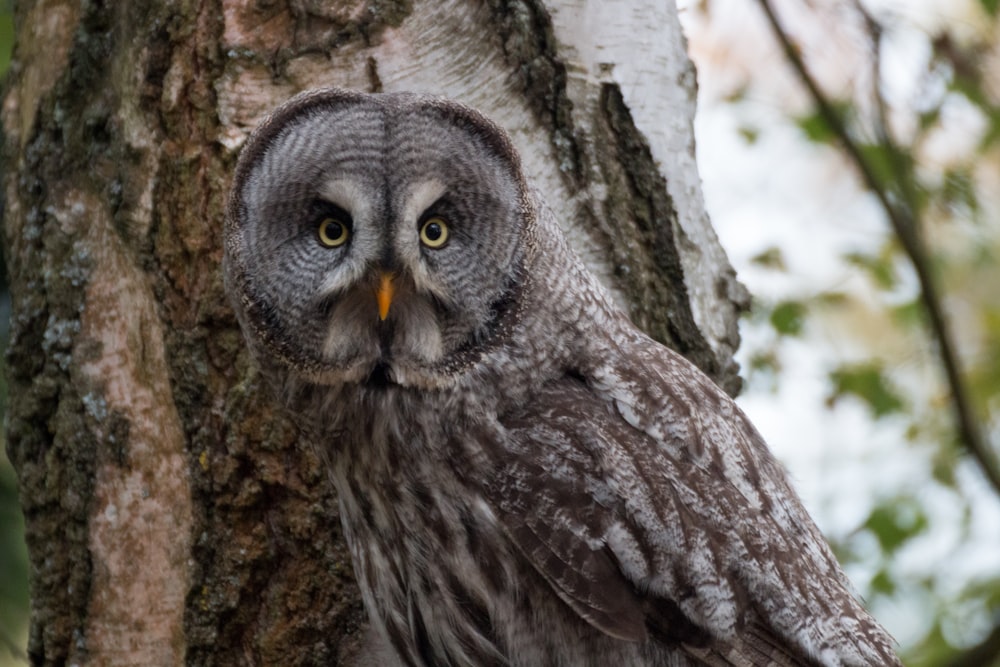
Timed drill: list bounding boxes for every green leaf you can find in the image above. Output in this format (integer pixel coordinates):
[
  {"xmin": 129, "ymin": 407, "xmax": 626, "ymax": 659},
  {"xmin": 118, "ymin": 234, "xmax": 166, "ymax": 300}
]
[
  {"xmin": 737, "ymin": 126, "xmax": 760, "ymax": 145},
  {"xmin": 931, "ymin": 444, "xmax": 959, "ymax": 487},
  {"xmin": 979, "ymin": 108, "xmax": 1000, "ymax": 151},
  {"xmin": 769, "ymin": 300, "xmax": 807, "ymax": 336},
  {"xmin": 748, "ymin": 350, "xmax": 781, "ymax": 376},
  {"xmin": 903, "ymin": 621, "xmax": 956, "ymax": 667},
  {"xmin": 828, "ymin": 362, "xmax": 905, "ymax": 417},
  {"xmin": 0, "ymin": 7, "xmax": 11, "ymax": 78},
  {"xmin": 941, "ymin": 167, "xmax": 979, "ymax": 214},
  {"xmin": 795, "ymin": 110, "xmax": 837, "ymax": 144},
  {"xmin": 917, "ymin": 107, "xmax": 942, "ymax": 132},
  {"xmin": 814, "ymin": 290, "xmax": 848, "ymax": 307},
  {"xmin": 793, "ymin": 101, "xmax": 854, "ymax": 145},
  {"xmin": 856, "ymin": 142, "xmax": 901, "ymax": 194},
  {"xmin": 749, "ymin": 246, "xmax": 786, "ymax": 271},
  {"xmin": 723, "ymin": 84, "xmax": 749, "ymax": 104},
  {"xmin": 981, "ymin": 0, "xmax": 1000, "ymax": 17},
  {"xmin": 968, "ymin": 307, "xmax": 1000, "ymax": 410},
  {"xmin": 0, "ymin": 453, "xmax": 28, "ymax": 658},
  {"xmin": 869, "ymin": 568, "xmax": 896, "ymax": 595},
  {"xmin": 746, "ymin": 350, "xmax": 781, "ymax": 393},
  {"xmin": 890, "ymin": 298, "xmax": 924, "ymax": 328},
  {"xmin": 863, "ymin": 499, "xmax": 928, "ymax": 555},
  {"xmin": 844, "ymin": 250, "xmax": 897, "ymax": 290}
]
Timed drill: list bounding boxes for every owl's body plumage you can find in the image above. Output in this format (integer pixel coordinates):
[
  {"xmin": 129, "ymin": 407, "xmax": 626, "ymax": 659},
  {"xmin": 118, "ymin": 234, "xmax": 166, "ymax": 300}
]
[{"xmin": 225, "ymin": 89, "xmax": 901, "ymax": 666}]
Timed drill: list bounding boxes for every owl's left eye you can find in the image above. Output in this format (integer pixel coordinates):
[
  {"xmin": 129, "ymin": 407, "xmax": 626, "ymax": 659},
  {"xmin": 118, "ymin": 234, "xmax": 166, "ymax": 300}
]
[
  {"xmin": 317, "ymin": 217, "xmax": 350, "ymax": 248},
  {"xmin": 419, "ymin": 216, "xmax": 449, "ymax": 249}
]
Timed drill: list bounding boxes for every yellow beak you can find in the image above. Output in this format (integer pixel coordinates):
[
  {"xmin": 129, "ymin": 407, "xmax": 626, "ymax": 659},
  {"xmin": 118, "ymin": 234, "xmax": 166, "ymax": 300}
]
[{"xmin": 376, "ymin": 273, "xmax": 395, "ymax": 321}]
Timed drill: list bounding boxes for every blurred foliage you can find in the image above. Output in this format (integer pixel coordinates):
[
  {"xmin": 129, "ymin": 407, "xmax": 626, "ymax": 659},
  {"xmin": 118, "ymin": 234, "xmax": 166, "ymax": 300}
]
[
  {"xmin": 704, "ymin": 0, "xmax": 1000, "ymax": 663},
  {"xmin": 861, "ymin": 498, "xmax": 929, "ymax": 558},
  {"xmin": 0, "ymin": 1, "xmax": 28, "ymax": 662},
  {"xmin": 768, "ymin": 299, "xmax": 807, "ymax": 337},
  {"xmin": 0, "ymin": 8, "xmax": 8, "ymax": 76},
  {"xmin": 827, "ymin": 362, "xmax": 907, "ymax": 418},
  {"xmin": 0, "ymin": 426, "xmax": 26, "ymax": 664}
]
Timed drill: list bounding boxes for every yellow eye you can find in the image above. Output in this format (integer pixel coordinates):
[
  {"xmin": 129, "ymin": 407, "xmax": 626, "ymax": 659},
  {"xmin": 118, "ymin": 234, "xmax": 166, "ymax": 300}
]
[
  {"xmin": 317, "ymin": 217, "xmax": 350, "ymax": 248},
  {"xmin": 419, "ymin": 217, "xmax": 449, "ymax": 249}
]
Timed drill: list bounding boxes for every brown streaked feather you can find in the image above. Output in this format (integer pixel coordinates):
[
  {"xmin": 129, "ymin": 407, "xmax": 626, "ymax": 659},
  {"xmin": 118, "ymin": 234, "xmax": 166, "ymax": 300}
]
[
  {"xmin": 684, "ymin": 618, "xmax": 821, "ymax": 666},
  {"xmin": 463, "ymin": 365, "xmax": 899, "ymax": 666},
  {"xmin": 474, "ymin": 433, "xmax": 650, "ymax": 641}
]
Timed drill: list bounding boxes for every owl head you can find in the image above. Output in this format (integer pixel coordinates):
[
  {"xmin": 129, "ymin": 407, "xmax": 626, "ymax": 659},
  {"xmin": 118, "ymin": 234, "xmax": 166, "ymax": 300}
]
[{"xmin": 224, "ymin": 89, "xmax": 536, "ymax": 389}]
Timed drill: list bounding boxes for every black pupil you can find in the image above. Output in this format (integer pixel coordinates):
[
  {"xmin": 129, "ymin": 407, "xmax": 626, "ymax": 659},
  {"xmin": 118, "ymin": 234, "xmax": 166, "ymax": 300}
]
[
  {"xmin": 424, "ymin": 222, "xmax": 442, "ymax": 241},
  {"xmin": 326, "ymin": 220, "xmax": 343, "ymax": 239}
]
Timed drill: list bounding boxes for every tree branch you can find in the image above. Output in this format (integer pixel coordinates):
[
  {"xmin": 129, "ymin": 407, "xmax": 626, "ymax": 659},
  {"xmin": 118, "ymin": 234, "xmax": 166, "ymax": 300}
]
[{"xmin": 755, "ymin": 0, "xmax": 1000, "ymax": 496}]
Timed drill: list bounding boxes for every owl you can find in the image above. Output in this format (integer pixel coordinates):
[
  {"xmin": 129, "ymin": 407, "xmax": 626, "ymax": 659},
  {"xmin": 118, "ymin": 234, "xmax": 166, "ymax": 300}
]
[{"xmin": 224, "ymin": 88, "xmax": 901, "ymax": 666}]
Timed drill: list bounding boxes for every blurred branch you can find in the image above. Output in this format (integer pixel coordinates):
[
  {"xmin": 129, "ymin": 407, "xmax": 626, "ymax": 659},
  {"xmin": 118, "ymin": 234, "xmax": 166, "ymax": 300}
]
[
  {"xmin": 850, "ymin": 0, "xmax": 922, "ymax": 213},
  {"xmin": 755, "ymin": 0, "xmax": 1000, "ymax": 496}
]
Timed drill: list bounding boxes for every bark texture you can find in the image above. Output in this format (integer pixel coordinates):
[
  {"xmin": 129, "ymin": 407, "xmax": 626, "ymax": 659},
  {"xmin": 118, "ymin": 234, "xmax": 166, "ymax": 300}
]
[{"xmin": 2, "ymin": 0, "xmax": 745, "ymax": 664}]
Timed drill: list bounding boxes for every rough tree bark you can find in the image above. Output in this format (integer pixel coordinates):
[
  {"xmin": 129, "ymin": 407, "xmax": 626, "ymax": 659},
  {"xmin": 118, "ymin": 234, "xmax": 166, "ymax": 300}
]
[{"xmin": 2, "ymin": 1, "xmax": 746, "ymax": 664}]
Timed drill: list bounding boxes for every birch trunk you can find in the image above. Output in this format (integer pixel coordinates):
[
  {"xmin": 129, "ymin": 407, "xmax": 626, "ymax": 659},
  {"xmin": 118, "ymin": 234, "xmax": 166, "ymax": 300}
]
[{"xmin": 2, "ymin": 0, "xmax": 745, "ymax": 664}]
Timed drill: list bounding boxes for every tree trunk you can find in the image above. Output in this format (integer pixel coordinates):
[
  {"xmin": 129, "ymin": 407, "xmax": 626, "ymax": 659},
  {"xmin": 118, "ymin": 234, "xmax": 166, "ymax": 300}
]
[{"xmin": 2, "ymin": 0, "xmax": 745, "ymax": 664}]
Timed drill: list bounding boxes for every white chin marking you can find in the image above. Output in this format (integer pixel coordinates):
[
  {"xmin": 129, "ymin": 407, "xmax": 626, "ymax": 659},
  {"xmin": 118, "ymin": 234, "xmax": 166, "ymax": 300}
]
[
  {"xmin": 323, "ymin": 299, "xmax": 380, "ymax": 365},
  {"xmin": 392, "ymin": 299, "xmax": 444, "ymax": 366}
]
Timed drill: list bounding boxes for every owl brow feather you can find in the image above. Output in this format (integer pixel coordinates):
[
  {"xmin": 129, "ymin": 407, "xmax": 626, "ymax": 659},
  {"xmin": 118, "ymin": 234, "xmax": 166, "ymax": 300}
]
[{"xmin": 254, "ymin": 175, "xmax": 360, "ymax": 209}]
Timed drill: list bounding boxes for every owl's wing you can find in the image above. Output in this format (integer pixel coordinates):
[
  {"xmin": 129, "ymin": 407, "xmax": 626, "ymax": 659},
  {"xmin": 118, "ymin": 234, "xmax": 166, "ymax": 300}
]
[{"xmin": 468, "ymin": 335, "xmax": 900, "ymax": 666}]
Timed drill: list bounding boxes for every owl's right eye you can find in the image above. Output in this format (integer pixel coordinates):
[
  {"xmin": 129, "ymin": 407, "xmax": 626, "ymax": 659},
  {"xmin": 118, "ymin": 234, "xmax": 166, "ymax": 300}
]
[{"xmin": 317, "ymin": 217, "xmax": 350, "ymax": 248}]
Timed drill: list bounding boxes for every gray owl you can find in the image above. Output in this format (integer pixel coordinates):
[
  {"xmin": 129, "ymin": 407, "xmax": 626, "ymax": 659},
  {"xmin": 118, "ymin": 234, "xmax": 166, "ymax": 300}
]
[{"xmin": 224, "ymin": 88, "xmax": 901, "ymax": 666}]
